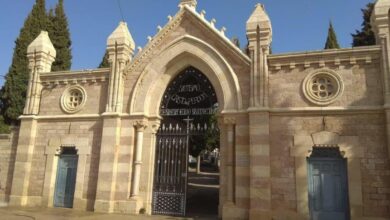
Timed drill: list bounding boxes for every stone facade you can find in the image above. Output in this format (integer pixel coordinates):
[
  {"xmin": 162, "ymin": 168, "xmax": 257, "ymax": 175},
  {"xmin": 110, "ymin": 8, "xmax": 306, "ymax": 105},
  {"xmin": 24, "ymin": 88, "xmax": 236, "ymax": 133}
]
[
  {"xmin": 0, "ymin": 129, "xmax": 18, "ymax": 207},
  {"xmin": 1, "ymin": 0, "xmax": 390, "ymax": 219}
]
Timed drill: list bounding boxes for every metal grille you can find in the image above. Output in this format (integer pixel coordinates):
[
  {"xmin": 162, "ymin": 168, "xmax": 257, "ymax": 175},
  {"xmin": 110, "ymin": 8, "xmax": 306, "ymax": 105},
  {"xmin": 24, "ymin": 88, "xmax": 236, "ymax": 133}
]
[
  {"xmin": 152, "ymin": 192, "xmax": 186, "ymax": 216},
  {"xmin": 152, "ymin": 123, "xmax": 188, "ymax": 216}
]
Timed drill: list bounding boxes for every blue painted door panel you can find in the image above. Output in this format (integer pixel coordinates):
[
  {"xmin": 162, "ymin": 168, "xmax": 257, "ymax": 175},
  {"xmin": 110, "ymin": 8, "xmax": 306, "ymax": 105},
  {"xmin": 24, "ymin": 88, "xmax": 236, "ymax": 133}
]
[
  {"xmin": 308, "ymin": 158, "xmax": 349, "ymax": 220},
  {"xmin": 54, "ymin": 155, "xmax": 78, "ymax": 208}
]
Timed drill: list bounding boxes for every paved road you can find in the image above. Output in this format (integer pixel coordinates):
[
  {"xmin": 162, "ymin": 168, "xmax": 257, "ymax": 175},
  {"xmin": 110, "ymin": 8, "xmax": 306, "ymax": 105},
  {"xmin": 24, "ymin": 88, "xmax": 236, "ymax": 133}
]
[
  {"xmin": 187, "ymin": 168, "xmax": 219, "ymax": 219},
  {"xmin": 0, "ymin": 207, "xmax": 194, "ymax": 220},
  {"xmin": 0, "ymin": 165, "xmax": 220, "ymax": 220}
]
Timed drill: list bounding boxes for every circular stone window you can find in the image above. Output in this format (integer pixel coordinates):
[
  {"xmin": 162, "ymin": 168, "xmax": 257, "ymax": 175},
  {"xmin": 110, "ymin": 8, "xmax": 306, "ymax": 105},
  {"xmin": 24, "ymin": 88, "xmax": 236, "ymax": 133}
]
[
  {"xmin": 302, "ymin": 69, "xmax": 344, "ymax": 106},
  {"xmin": 61, "ymin": 86, "xmax": 87, "ymax": 113}
]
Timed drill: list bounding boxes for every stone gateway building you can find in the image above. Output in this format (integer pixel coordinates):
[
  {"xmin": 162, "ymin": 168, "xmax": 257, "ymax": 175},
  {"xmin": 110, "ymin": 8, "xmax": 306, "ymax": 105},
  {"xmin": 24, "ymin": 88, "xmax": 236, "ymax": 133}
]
[{"xmin": 1, "ymin": 0, "xmax": 390, "ymax": 219}]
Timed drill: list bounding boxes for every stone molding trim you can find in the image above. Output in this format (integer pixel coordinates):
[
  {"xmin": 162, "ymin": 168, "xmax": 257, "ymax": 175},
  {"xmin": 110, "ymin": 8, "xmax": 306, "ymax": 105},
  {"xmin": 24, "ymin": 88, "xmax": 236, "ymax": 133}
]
[
  {"xmin": 302, "ymin": 69, "xmax": 344, "ymax": 106},
  {"xmin": 46, "ymin": 135, "xmax": 90, "ymax": 155},
  {"xmin": 292, "ymin": 131, "xmax": 363, "ymax": 220},
  {"xmin": 222, "ymin": 116, "xmax": 236, "ymax": 125},
  {"xmin": 268, "ymin": 46, "xmax": 381, "ymax": 70},
  {"xmin": 40, "ymin": 69, "xmax": 109, "ymax": 87},
  {"xmin": 129, "ymin": 35, "xmax": 243, "ymax": 116},
  {"xmin": 60, "ymin": 85, "xmax": 87, "ymax": 114}
]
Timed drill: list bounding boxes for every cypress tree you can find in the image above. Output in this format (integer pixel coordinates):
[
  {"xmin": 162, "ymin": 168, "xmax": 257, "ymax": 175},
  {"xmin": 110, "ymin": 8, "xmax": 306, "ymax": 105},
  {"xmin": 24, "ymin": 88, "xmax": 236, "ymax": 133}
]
[
  {"xmin": 0, "ymin": 0, "xmax": 47, "ymax": 125},
  {"xmin": 324, "ymin": 22, "xmax": 340, "ymax": 49},
  {"xmin": 352, "ymin": 3, "xmax": 376, "ymax": 47},
  {"xmin": 98, "ymin": 51, "xmax": 110, "ymax": 68},
  {"xmin": 49, "ymin": 0, "xmax": 72, "ymax": 71}
]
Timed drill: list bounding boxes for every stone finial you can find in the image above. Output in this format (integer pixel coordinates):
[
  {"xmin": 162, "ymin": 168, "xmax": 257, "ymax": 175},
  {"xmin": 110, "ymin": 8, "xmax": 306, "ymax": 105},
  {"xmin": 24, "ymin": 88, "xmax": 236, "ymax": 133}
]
[
  {"xmin": 246, "ymin": 3, "xmax": 272, "ymax": 46},
  {"xmin": 27, "ymin": 31, "xmax": 56, "ymax": 72},
  {"xmin": 371, "ymin": 0, "xmax": 390, "ymax": 41},
  {"xmin": 24, "ymin": 31, "xmax": 56, "ymax": 115},
  {"xmin": 27, "ymin": 31, "xmax": 56, "ymax": 57},
  {"xmin": 179, "ymin": 0, "xmax": 197, "ymax": 8},
  {"xmin": 107, "ymin": 21, "xmax": 135, "ymax": 57},
  {"xmin": 105, "ymin": 22, "xmax": 135, "ymax": 113}
]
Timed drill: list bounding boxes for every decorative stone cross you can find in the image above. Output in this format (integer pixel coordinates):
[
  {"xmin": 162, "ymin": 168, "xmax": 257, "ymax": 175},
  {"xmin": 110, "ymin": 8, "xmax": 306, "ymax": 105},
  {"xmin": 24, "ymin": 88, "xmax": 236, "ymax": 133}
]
[{"xmin": 179, "ymin": 0, "xmax": 197, "ymax": 8}]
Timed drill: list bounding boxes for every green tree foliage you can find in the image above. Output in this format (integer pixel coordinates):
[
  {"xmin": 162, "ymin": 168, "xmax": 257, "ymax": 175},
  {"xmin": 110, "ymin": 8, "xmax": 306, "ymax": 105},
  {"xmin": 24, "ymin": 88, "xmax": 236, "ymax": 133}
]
[
  {"xmin": 48, "ymin": 0, "xmax": 72, "ymax": 71},
  {"xmin": 352, "ymin": 3, "xmax": 376, "ymax": 47},
  {"xmin": 204, "ymin": 114, "xmax": 220, "ymax": 151},
  {"xmin": 0, "ymin": 0, "xmax": 47, "ymax": 125},
  {"xmin": 189, "ymin": 114, "xmax": 220, "ymax": 157},
  {"xmin": 0, "ymin": 116, "xmax": 10, "ymax": 134},
  {"xmin": 324, "ymin": 22, "xmax": 340, "ymax": 49},
  {"xmin": 98, "ymin": 51, "xmax": 110, "ymax": 68}
]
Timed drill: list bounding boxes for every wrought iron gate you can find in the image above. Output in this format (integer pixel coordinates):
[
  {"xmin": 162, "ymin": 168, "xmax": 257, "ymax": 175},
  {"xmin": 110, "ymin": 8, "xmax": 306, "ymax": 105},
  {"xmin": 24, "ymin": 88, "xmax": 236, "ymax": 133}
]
[
  {"xmin": 152, "ymin": 122, "xmax": 188, "ymax": 216},
  {"xmin": 152, "ymin": 66, "xmax": 219, "ymax": 216},
  {"xmin": 152, "ymin": 120, "xmax": 218, "ymax": 216}
]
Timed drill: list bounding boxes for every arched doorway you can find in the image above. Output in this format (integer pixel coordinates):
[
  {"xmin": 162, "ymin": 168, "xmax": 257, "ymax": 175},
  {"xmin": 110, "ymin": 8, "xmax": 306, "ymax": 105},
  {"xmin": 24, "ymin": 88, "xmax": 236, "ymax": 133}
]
[{"xmin": 151, "ymin": 66, "xmax": 220, "ymax": 217}]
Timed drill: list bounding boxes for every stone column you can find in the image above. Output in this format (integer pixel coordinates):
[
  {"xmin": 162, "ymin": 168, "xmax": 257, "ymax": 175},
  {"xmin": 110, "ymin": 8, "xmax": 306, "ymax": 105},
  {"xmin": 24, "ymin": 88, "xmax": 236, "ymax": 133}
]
[
  {"xmin": 130, "ymin": 120, "xmax": 147, "ymax": 198},
  {"xmin": 94, "ymin": 114, "xmax": 121, "ymax": 213},
  {"xmin": 225, "ymin": 117, "xmax": 236, "ymax": 204},
  {"xmin": 221, "ymin": 116, "xmax": 237, "ymax": 220},
  {"xmin": 372, "ymin": 0, "xmax": 390, "ymax": 159},
  {"xmin": 9, "ymin": 117, "xmax": 38, "ymax": 206},
  {"xmin": 218, "ymin": 118, "xmax": 227, "ymax": 217},
  {"xmin": 9, "ymin": 31, "xmax": 56, "ymax": 206},
  {"xmin": 144, "ymin": 120, "xmax": 160, "ymax": 214},
  {"xmin": 249, "ymin": 112, "xmax": 271, "ymax": 220},
  {"xmin": 94, "ymin": 22, "xmax": 135, "ymax": 213}
]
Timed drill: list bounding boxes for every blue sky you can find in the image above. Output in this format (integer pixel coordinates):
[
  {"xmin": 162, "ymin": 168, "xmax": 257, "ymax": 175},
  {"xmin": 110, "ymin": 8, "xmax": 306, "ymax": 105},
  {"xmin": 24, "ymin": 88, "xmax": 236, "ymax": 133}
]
[{"xmin": 0, "ymin": 0, "xmax": 373, "ymax": 87}]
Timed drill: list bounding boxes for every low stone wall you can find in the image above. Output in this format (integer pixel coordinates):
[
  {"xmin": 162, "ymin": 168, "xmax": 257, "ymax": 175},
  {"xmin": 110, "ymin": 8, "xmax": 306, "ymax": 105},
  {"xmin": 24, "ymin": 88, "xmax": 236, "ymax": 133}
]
[{"xmin": 0, "ymin": 128, "xmax": 19, "ymax": 206}]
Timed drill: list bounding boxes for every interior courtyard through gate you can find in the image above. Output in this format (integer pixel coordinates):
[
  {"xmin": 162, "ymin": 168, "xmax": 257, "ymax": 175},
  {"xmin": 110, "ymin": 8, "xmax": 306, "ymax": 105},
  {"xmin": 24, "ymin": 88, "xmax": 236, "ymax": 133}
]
[{"xmin": 1, "ymin": 0, "xmax": 390, "ymax": 220}]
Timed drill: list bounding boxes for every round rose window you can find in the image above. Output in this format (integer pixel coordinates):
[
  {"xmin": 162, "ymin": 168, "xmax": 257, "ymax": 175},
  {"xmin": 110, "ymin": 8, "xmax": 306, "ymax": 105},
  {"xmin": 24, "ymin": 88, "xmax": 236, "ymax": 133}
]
[
  {"xmin": 303, "ymin": 69, "xmax": 344, "ymax": 106},
  {"xmin": 61, "ymin": 86, "xmax": 87, "ymax": 113}
]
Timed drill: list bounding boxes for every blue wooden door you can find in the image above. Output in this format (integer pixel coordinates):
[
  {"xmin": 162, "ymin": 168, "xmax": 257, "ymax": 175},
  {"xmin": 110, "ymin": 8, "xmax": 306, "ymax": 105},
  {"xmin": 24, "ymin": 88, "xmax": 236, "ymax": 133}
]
[
  {"xmin": 308, "ymin": 157, "xmax": 349, "ymax": 220},
  {"xmin": 54, "ymin": 155, "xmax": 78, "ymax": 208}
]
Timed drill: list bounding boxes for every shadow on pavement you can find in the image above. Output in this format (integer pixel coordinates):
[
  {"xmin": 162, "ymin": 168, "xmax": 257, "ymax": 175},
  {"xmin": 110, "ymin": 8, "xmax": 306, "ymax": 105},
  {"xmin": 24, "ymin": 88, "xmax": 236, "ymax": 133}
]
[{"xmin": 186, "ymin": 163, "xmax": 220, "ymax": 220}]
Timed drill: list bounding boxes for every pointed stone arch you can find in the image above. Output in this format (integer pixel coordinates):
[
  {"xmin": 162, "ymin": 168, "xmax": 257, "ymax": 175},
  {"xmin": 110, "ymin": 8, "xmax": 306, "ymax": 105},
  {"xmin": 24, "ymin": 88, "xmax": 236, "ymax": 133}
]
[{"xmin": 128, "ymin": 35, "xmax": 243, "ymax": 116}]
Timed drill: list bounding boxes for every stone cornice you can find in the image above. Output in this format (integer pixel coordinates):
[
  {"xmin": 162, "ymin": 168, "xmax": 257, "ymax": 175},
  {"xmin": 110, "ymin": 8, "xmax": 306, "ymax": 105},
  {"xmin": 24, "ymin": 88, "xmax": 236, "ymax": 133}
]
[
  {"xmin": 39, "ymin": 68, "xmax": 109, "ymax": 86},
  {"xmin": 269, "ymin": 106, "xmax": 383, "ymax": 116},
  {"xmin": 20, "ymin": 105, "xmax": 384, "ymax": 121},
  {"xmin": 268, "ymin": 46, "xmax": 381, "ymax": 70}
]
